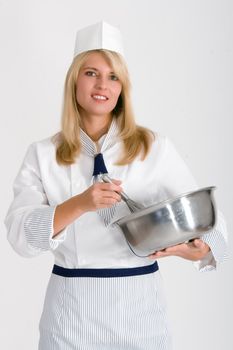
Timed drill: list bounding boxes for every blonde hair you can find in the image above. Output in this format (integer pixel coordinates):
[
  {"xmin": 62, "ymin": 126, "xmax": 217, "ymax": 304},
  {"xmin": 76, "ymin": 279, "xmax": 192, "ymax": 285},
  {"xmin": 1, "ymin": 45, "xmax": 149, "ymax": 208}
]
[{"xmin": 53, "ymin": 49, "xmax": 155, "ymax": 165}]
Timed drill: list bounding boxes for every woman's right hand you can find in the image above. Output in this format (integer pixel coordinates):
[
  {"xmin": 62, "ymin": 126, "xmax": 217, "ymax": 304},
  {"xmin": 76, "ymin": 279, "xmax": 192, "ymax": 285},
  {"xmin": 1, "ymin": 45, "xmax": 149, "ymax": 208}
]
[
  {"xmin": 76, "ymin": 179, "xmax": 123, "ymax": 212},
  {"xmin": 53, "ymin": 179, "xmax": 123, "ymax": 237}
]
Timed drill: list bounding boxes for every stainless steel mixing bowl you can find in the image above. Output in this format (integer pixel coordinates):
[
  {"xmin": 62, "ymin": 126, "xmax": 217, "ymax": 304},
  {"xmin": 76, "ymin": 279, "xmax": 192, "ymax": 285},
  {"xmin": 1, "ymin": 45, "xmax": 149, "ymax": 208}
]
[{"xmin": 113, "ymin": 186, "xmax": 217, "ymax": 257}]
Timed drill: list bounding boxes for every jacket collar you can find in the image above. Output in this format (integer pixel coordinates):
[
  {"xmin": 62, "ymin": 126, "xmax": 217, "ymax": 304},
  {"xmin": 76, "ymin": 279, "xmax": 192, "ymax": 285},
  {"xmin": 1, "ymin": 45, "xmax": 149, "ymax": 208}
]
[{"xmin": 79, "ymin": 117, "xmax": 120, "ymax": 156}]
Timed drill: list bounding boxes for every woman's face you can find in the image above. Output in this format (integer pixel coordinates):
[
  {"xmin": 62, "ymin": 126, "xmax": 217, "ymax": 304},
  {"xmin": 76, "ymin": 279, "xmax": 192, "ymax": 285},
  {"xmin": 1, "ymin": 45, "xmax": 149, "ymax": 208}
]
[{"xmin": 76, "ymin": 52, "xmax": 122, "ymax": 120}]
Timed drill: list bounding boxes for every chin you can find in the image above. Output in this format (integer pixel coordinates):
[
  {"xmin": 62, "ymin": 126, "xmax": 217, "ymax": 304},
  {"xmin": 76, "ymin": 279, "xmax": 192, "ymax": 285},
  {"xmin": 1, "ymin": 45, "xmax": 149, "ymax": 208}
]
[{"xmin": 88, "ymin": 108, "xmax": 114, "ymax": 116}]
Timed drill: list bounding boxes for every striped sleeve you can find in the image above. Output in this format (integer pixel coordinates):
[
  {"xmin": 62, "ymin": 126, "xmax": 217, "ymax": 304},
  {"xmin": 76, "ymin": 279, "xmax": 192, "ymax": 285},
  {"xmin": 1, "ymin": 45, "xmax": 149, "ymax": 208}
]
[
  {"xmin": 24, "ymin": 206, "xmax": 65, "ymax": 252},
  {"xmin": 5, "ymin": 143, "xmax": 67, "ymax": 257},
  {"xmin": 158, "ymin": 137, "xmax": 228, "ymax": 272},
  {"xmin": 194, "ymin": 211, "xmax": 228, "ymax": 272}
]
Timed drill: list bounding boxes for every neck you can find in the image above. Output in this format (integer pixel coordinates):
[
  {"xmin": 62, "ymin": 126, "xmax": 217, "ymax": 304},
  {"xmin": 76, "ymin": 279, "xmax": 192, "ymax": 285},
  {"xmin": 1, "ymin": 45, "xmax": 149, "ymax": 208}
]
[{"xmin": 80, "ymin": 114, "xmax": 113, "ymax": 141}]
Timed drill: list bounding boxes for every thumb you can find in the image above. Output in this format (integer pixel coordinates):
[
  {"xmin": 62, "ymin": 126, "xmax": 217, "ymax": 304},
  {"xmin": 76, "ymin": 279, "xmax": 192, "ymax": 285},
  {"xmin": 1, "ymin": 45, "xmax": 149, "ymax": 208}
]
[
  {"xmin": 193, "ymin": 239, "xmax": 204, "ymax": 248},
  {"xmin": 111, "ymin": 179, "xmax": 122, "ymax": 185}
]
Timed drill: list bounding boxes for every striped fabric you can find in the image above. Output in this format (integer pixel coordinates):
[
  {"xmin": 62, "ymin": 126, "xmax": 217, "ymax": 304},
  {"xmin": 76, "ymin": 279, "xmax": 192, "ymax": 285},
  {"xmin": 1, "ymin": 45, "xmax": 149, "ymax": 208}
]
[
  {"xmin": 80, "ymin": 117, "xmax": 120, "ymax": 226},
  {"xmin": 195, "ymin": 211, "xmax": 228, "ymax": 272},
  {"xmin": 38, "ymin": 271, "xmax": 172, "ymax": 350},
  {"xmin": 79, "ymin": 117, "xmax": 119, "ymax": 156},
  {"xmin": 24, "ymin": 206, "xmax": 60, "ymax": 251}
]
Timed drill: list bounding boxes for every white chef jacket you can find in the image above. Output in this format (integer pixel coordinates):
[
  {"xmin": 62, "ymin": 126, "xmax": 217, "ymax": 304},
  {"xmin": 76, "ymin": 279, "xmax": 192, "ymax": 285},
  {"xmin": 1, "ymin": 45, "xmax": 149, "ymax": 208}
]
[{"xmin": 5, "ymin": 131, "xmax": 228, "ymax": 271}]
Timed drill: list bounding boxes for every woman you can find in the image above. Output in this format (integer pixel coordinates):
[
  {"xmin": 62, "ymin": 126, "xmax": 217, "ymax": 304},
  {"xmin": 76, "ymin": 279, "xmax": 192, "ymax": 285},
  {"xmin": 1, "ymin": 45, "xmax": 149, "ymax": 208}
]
[{"xmin": 5, "ymin": 22, "xmax": 227, "ymax": 349}]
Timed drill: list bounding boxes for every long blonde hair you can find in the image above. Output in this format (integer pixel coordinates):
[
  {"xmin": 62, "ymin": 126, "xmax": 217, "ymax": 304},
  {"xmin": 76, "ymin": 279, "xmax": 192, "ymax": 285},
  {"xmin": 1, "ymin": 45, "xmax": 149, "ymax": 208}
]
[{"xmin": 53, "ymin": 49, "xmax": 155, "ymax": 165}]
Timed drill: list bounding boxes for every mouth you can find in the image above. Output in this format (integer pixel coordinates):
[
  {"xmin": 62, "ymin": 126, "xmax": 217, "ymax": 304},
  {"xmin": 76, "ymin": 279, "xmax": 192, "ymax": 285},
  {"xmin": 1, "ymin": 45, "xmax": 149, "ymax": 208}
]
[{"xmin": 91, "ymin": 94, "xmax": 109, "ymax": 101}]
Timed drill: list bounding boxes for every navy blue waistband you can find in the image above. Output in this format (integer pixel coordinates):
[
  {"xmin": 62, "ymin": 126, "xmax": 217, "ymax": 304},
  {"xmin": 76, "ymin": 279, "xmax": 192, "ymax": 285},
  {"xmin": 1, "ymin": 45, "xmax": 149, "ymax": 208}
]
[{"xmin": 52, "ymin": 262, "xmax": 159, "ymax": 278}]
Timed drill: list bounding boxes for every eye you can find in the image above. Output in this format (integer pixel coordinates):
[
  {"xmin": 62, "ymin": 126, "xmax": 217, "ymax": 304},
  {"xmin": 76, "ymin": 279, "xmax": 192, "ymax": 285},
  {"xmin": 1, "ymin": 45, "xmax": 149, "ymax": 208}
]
[
  {"xmin": 85, "ymin": 71, "xmax": 97, "ymax": 77},
  {"xmin": 110, "ymin": 74, "xmax": 119, "ymax": 81}
]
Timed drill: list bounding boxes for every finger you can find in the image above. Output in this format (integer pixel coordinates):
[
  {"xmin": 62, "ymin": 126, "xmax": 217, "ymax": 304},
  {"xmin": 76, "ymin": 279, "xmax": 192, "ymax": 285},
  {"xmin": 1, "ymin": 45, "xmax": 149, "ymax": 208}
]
[
  {"xmin": 148, "ymin": 250, "xmax": 172, "ymax": 259},
  {"xmin": 110, "ymin": 179, "xmax": 122, "ymax": 185},
  {"xmin": 193, "ymin": 239, "xmax": 205, "ymax": 249},
  {"xmin": 186, "ymin": 240, "xmax": 204, "ymax": 251},
  {"xmin": 193, "ymin": 239, "xmax": 210, "ymax": 254},
  {"xmin": 91, "ymin": 191, "xmax": 121, "ymax": 208},
  {"xmin": 96, "ymin": 182, "xmax": 123, "ymax": 193},
  {"xmin": 165, "ymin": 243, "xmax": 187, "ymax": 254},
  {"xmin": 149, "ymin": 245, "xmax": 183, "ymax": 258},
  {"xmin": 101, "ymin": 191, "xmax": 122, "ymax": 202},
  {"xmin": 97, "ymin": 202, "xmax": 118, "ymax": 208},
  {"xmin": 99, "ymin": 196, "xmax": 121, "ymax": 205}
]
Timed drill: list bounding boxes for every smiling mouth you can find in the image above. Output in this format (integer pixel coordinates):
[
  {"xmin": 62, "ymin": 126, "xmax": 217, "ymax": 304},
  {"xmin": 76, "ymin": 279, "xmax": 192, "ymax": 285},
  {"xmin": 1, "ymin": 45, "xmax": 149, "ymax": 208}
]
[{"xmin": 92, "ymin": 94, "xmax": 109, "ymax": 101}]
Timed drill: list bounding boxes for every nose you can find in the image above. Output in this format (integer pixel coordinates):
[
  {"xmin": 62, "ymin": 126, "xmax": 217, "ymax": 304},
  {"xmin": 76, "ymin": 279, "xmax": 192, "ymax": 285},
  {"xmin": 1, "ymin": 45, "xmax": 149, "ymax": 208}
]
[{"xmin": 95, "ymin": 75, "xmax": 108, "ymax": 90}]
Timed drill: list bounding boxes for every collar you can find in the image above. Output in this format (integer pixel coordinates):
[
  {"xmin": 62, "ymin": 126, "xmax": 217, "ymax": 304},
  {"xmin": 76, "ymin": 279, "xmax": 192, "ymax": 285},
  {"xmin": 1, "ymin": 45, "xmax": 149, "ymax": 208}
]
[{"xmin": 80, "ymin": 118, "xmax": 120, "ymax": 156}]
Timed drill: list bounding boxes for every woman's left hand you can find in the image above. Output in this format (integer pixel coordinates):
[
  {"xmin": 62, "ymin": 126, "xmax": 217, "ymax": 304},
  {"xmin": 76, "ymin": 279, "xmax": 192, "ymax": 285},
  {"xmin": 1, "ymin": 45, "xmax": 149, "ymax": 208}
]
[{"xmin": 148, "ymin": 239, "xmax": 210, "ymax": 261}]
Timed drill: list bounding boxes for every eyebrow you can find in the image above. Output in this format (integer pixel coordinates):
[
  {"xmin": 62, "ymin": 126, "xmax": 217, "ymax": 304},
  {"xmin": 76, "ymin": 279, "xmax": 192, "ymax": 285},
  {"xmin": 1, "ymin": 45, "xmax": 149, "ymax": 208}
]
[{"xmin": 82, "ymin": 66, "xmax": 115, "ymax": 74}]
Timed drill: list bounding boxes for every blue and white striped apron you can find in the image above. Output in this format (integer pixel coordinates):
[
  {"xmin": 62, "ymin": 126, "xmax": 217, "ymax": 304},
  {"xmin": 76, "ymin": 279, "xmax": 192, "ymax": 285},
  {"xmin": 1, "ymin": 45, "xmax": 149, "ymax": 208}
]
[{"xmin": 38, "ymin": 262, "xmax": 172, "ymax": 349}]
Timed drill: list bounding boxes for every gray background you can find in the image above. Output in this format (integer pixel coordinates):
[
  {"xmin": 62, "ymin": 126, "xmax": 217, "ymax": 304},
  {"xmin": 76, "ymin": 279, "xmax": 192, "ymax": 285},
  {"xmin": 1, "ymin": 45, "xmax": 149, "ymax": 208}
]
[{"xmin": 0, "ymin": 0, "xmax": 232, "ymax": 349}]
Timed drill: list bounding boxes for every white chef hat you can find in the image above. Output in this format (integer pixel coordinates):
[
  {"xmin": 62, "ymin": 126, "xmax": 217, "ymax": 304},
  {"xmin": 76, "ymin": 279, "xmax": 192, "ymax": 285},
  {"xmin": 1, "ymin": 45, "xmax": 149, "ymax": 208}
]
[{"xmin": 73, "ymin": 21, "xmax": 124, "ymax": 58}]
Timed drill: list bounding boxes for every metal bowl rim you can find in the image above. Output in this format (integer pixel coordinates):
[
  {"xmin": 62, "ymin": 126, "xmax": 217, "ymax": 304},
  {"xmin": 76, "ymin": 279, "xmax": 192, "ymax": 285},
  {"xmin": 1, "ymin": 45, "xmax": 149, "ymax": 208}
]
[{"xmin": 113, "ymin": 185, "xmax": 216, "ymax": 225}]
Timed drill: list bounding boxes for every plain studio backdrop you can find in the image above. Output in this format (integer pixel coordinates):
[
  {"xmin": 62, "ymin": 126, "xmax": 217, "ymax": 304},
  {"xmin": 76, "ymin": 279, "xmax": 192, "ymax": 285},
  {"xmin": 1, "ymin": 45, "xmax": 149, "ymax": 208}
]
[{"xmin": 0, "ymin": 0, "xmax": 232, "ymax": 349}]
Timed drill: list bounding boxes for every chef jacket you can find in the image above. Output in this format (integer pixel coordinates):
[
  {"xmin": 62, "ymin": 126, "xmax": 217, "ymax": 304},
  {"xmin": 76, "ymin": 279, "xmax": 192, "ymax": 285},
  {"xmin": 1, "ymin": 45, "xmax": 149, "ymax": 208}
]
[{"xmin": 4, "ymin": 131, "xmax": 228, "ymax": 272}]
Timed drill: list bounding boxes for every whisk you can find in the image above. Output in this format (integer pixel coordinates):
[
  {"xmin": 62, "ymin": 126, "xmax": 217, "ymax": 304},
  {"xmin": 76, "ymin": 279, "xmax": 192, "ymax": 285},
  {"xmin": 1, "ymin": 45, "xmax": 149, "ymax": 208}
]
[{"xmin": 100, "ymin": 174, "xmax": 144, "ymax": 213}]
